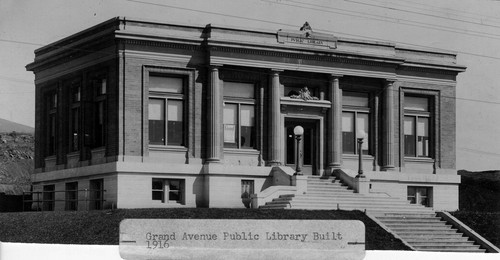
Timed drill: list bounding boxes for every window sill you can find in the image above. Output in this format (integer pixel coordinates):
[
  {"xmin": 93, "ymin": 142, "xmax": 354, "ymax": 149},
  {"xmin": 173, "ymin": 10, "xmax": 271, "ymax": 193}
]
[
  {"xmin": 280, "ymin": 97, "xmax": 331, "ymax": 108},
  {"xmin": 224, "ymin": 148, "xmax": 260, "ymax": 155},
  {"xmin": 342, "ymin": 154, "xmax": 374, "ymax": 160},
  {"xmin": 67, "ymin": 151, "xmax": 80, "ymax": 158},
  {"xmin": 404, "ymin": 157, "xmax": 434, "ymax": 163},
  {"xmin": 149, "ymin": 145, "xmax": 187, "ymax": 152}
]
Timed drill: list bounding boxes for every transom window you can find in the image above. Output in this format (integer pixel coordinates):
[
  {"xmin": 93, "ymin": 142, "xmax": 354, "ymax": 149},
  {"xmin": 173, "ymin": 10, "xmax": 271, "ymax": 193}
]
[
  {"xmin": 148, "ymin": 75, "xmax": 185, "ymax": 146},
  {"xmin": 223, "ymin": 82, "xmax": 256, "ymax": 149},
  {"xmin": 342, "ymin": 91, "xmax": 370, "ymax": 155},
  {"xmin": 404, "ymin": 96, "xmax": 431, "ymax": 157}
]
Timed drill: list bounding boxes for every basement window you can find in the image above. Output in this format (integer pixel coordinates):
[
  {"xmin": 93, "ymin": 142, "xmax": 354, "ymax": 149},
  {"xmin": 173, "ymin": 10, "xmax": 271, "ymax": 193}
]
[
  {"xmin": 152, "ymin": 179, "xmax": 184, "ymax": 204},
  {"xmin": 407, "ymin": 186, "xmax": 432, "ymax": 207}
]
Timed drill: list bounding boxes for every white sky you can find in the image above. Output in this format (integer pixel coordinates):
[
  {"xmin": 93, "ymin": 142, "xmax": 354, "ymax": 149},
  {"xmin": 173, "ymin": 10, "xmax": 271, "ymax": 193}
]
[{"xmin": 0, "ymin": 0, "xmax": 499, "ymax": 171}]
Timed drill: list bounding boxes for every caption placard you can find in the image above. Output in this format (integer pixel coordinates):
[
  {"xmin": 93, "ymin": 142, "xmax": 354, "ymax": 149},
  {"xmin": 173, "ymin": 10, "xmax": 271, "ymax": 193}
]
[{"xmin": 119, "ymin": 219, "xmax": 365, "ymax": 260}]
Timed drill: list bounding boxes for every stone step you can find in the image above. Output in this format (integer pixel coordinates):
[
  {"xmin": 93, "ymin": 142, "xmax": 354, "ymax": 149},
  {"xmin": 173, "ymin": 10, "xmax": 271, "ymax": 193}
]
[
  {"xmin": 306, "ymin": 187, "xmax": 353, "ymax": 192},
  {"xmin": 278, "ymin": 194, "xmax": 296, "ymax": 198},
  {"xmin": 413, "ymin": 244, "xmax": 482, "ymax": 250},
  {"xmin": 289, "ymin": 200, "xmax": 417, "ymax": 206},
  {"xmin": 409, "ymin": 241, "xmax": 476, "ymax": 246},
  {"xmin": 293, "ymin": 201, "xmax": 414, "ymax": 209},
  {"xmin": 290, "ymin": 196, "xmax": 408, "ymax": 203},
  {"xmin": 384, "ymin": 223, "xmax": 452, "ymax": 228},
  {"xmin": 306, "ymin": 181, "xmax": 345, "ymax": 186},
  {"xmin": 378, "ymin": 218, "xmax": 443, "ymax": 223},
  {"xmin": 286, "ymin": 205, "xmax": 433, "ymax": 212},
  {"xmin": 372, "ymin": 212, "xmax": 437, "ymax": 218},
  {"xmin": 393, "ymin": 229, "xmax": 459, "ymax": 234},
  {"xmin": 404, "ymin": 237, "xmax": 470, "ymax": 243},
  {"xmin": 389, "ymin": 225, "xmax": 456, "ymax": 231},
  {"xmin": 397, "ymin": 233, "xmax": 466, "ymax": 239},
  {"xmin": 416, "ymin": 248, "xmax": 486, "ymax": 253}
]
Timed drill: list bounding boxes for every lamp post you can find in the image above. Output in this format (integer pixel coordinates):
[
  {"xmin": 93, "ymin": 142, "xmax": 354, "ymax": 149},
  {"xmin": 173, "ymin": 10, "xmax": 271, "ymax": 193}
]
[
  {"xmin": 294, "ymin": 125, "xmax": 304, "ymax": 176},
  {"xmin": 356, "ymin": 129, "xmax": 366, "ymax": 178}
]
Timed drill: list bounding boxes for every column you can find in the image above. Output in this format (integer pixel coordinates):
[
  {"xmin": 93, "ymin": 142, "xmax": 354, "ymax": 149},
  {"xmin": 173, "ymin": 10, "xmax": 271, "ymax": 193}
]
[
  {"xmin": 206, "ymin": 65, "xmax": 222, "ymax": 162},
  {"xmin": 382, "ymin": 80, "xmax": 395, "ymax": 170},
  {"xmin": 268, "ymin": 69, "xmax": 282, "ymax": 166},
  {"xmin": 328, "ymin": 75, "xmax": 342, "ymax": 170}
]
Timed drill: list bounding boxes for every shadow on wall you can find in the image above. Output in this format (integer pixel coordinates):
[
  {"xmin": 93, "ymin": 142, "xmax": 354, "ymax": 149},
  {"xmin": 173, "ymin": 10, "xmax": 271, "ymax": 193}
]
[{"xmin": 193, "ymin": 174, "xmax": 208, "ymax": 208}]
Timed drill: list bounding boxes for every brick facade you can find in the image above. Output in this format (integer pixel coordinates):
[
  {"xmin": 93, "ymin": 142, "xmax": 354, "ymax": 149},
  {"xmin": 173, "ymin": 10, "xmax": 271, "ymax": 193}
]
[{"xmin": 27, "ymin": 17, "xmax": 465, "ymax": 211}]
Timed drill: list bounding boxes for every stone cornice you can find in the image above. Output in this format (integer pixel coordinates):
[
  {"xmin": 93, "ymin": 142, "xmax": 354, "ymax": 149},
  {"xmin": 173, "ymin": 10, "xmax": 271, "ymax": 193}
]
[
  {"xmin": 397, "ymin": 65, "xmax": 461, "ymax": 75},
  {"xmin": 208, "ymin": 45, "xmax": 400, "ymax": 68},
  {"xmin": 116, "ymin": 33, "xmax": 203, "ymax": 50}
]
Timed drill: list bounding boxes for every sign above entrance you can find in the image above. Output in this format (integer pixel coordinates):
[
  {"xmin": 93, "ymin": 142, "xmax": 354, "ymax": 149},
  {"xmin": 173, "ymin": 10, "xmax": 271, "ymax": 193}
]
[{"xmin": 277, "ymin": 22, "xmax": 337, "ymax": 49}]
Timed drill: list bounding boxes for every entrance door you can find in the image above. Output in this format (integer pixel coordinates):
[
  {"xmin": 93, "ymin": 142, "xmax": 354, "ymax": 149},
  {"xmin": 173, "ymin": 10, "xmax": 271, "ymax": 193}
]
[{"xmin": 285, "ymin": 119, "xmax": 318, "ymax": 175}]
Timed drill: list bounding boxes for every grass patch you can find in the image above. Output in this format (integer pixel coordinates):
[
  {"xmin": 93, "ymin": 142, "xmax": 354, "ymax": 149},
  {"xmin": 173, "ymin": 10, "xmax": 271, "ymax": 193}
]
[
  {"xmin": 0, "ymin": 208, "xmax": 410, "ymax": 250},
  {"xmin": 451, "ymin": 211, "xmax": 500, "ymax": 248}
]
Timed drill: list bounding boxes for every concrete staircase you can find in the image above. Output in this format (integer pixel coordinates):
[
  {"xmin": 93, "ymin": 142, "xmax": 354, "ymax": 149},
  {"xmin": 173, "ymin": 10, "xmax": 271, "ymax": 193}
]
[
  {"xmin": 373, "ymin": 212, "xmax": 485, "ymax": 252},
  {"xmin": 260, "ymin": 175, "xmax": 486, "ymax": 252}
]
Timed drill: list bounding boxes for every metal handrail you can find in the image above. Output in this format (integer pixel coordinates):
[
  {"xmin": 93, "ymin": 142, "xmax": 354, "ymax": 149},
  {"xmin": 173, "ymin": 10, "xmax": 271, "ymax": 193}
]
[{"xmin": 22, "ymin": 189, "xmax": 106, "ymax": 211}]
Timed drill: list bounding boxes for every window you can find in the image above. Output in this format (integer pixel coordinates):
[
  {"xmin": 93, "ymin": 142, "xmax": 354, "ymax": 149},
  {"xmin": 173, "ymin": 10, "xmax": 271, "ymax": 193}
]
[
  {"xmin": 65, "ymin": 182, "xmax": 78, "ymax": 211},
  {"xmin": 46, "ymin": 90, "xmax": 57, "ymax": 156},
  {"xmin": 152, "ymin": 179, "xmax": 184, "ymax": 204},
  {"xmin": 407, "ymin": 186, "xmax": 432, "ymax": 207},
  {"xmin": 241, "ymin": 180, "xmax": 254, "ymax": 197},
  {"xmin": 241, "ymin": 180, "xmax": 254, "ymax": 208},
  {"xmin": 404, "ymin": 96, "xmax": 431, "ymax": 157},
  {"xmin": 148, "ymin": 76, "xmax": 185, "ymax": 146},
  {"xmin": 93, "ymin": 78, "xmax": 107, "ymax": 148},
  {"xmin": 70, "ymin": 84, "xmax": 81, "ymax": 152},
  {"xmin": 342, "ymin": 92, "xmax": 370, "ymax": 155},
  {"xmin": 89, "ymin": 179, "xmax": 104, "ymax": 210},
  {"xmin": 43, "ymin": 185, "xmax": 55, "ymax": 211},
  {"xmin": 223, "ymin": 82, "xmax": 256, "ymax": 149}
]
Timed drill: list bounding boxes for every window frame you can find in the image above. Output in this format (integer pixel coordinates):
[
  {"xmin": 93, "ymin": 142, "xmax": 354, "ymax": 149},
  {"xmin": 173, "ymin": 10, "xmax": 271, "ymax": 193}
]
[
  {"xmin": 147, "ymin": 74, "xmax": 186, "ymax": 147},
  {"xmin": 407, "ymin": 186, "xmax": 432, "ymax": 207},
  {"xmin": 151, "ymin": 178, "xmax": 184, "ymax": 204},
  {"xmin": 45, "ymin": 89, "xmax": 58, "ymax": 157},
  {"xmin": 65, "ymin": 182, "xmax": 78, "ymax": 211},
  {"xmin": 92, "ymin": 77, "xmax": 107, "ymax": 149},
  {"xmin": 402, "ymin": 93, "xmax": 434, "ymax": 159},
  {"xmin": 43, "ymin": 184, "xmax": 55, "ymax": 211},
  {"xmin": 223, "ymin": 81, "xmax": 257, "ymax": 150},
  {"xmin": 342, "ymin": 91, "xmax": 372, "ymax": 155},
  {"xmin": 69, "ymin": 81, "xmax": 81, "ymax": 152}
]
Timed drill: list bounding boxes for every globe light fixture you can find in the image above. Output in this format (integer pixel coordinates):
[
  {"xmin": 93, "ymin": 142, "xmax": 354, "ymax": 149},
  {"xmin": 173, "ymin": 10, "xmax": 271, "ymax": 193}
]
[
  {"xmin": 293, "ymin": 126, "xmax": 304, "ymax": 175},
  {"xmin": 356, "ymin": 129, "xmax": 366, "ymax": 178}
]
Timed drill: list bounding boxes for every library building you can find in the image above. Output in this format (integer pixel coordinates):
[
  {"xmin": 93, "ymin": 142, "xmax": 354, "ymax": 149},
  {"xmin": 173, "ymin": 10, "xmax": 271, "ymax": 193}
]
[{"xmin": 27, "ymin": 17, "xmax": 465, "ymax": 211}]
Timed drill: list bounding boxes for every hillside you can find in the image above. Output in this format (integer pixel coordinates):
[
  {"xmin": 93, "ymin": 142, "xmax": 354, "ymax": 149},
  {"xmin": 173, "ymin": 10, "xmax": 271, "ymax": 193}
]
[
  {"xmin": 0, "ymin": 118, "xmax": 34, "ymax": 134},
  {"xmin": 458, "ymin": 170, "xmax": 500, "ymax": 212},
  {"xmin": 0, "ymin": 132, "xmax": 34, "ymax": 195}
]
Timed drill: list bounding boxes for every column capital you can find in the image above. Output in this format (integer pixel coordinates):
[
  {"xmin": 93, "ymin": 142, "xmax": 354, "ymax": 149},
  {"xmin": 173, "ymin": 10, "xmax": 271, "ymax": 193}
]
[
  {"xmin": 384, "ymin": 78, "xmax": 397, "ymax": 85},
  {"xmin": 329, "ymin": 74, "xmax": 343, "ymax": 79},
  {"xmin": 270, "ymin": 68, "xmax": 284, "ymax": 74},
  {"xmin": 208, "ymin": 64, "xmax": 223, "ymax": 70}
]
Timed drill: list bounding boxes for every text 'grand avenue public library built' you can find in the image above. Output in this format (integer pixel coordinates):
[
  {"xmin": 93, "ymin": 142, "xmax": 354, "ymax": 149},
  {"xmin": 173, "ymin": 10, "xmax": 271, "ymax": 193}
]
[{"xmin": 26, "ymin": 17, "xmax": 465, "ymax": 211}]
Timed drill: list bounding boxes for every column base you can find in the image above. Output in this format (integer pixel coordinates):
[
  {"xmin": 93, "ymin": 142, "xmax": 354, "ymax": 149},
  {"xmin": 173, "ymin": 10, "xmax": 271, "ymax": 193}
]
[
  {"xmin": 381, "ymin": 166, "xmax": 396, "ymax": 171},
  {"xmin": 354, "ymin": 177, "xmax": 370, "ymax": 194},
  {"xmin": 327, "ymin": 164, "xmax": 341, "ymax": 176},
  {"xmin": 267, "ymin": 161, "xmax": 282, "ymax": 167}
]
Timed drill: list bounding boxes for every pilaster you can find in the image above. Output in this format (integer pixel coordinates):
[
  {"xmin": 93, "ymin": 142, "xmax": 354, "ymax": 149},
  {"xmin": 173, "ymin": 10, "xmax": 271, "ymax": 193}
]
[{"xmin": 206, "ymin": 65, "xmax": 222, "ymax": 162}]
